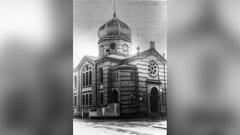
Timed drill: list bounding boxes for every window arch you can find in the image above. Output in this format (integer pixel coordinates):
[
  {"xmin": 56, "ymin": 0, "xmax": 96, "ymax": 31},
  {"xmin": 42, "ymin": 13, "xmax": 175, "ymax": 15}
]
[
  {"xmin": 82, "ymin": 65, "xmax": 92, "ymax": 87},
  {"xmin": 99, "ymin": 68, "xmax": 103, "ymax": 84}
]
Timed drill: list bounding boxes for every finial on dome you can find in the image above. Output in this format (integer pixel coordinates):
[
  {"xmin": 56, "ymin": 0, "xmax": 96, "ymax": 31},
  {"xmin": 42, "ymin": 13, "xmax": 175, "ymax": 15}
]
[{"xmin": 113, "ymin": 0, "xmax": 117, "ymax": 17}]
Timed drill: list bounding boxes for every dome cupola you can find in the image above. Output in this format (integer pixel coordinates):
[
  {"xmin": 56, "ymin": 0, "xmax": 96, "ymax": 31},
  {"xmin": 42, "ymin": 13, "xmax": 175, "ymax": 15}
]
[
  {"xmin": 98, "ymin": 1, "xmax": 132, "ymax": 57},
  {"xmin": 98, "ymin": 13, "xmax": 131, "ymax": 43}
]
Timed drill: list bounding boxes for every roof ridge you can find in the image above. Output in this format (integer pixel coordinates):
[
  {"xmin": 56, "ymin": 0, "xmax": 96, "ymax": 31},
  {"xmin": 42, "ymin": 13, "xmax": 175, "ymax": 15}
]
[{"xmin": 124, "ymin": 48, "xmax": 167, "ymax": 63}]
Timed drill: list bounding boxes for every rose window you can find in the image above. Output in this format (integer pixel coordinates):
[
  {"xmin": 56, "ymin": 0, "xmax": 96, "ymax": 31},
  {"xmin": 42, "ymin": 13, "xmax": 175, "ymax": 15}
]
[{"xmin": 148, "ymin": 61, "xmax": 159, "ymax": 77}]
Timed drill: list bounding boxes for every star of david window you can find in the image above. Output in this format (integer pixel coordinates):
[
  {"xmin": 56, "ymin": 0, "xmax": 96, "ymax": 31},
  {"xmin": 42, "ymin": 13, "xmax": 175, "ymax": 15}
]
[{"xmin": 148, "ymin": 60, "xmax": 159, "ymax": 77}]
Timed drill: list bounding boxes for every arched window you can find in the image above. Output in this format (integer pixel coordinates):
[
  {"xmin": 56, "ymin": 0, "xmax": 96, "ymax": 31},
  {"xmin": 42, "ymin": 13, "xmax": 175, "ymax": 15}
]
[
  {"xmin": 130, "ymin": 95, "xmax": 134, "ymax": 104},
  {"xmin": 86, "ymin": 94, "xmax": 89, "ymax": 105},
  {"xmin": 86, "ymin": 72, "xmax": 89, "ymax": 86},
  {"xmin": 82, "ymin": 95, "xmax": 85, "ymax": 105},
  {"xmin": 89, "ymin": 71, "xmax": 92, "ymax": 85},
  {"xmin": 112, "ymin": 90, "xmax": 118, "ymax": 103},
  {"xmin": 82, "ymin": 65, "xmax": 92, "ymax": 87},
  {"xmin": 100, "ymin": 92, "xmax": 103, "ymax": 105},
  {"xmin": 99, "ymin": 68, "xmax": 103, "ymax": 84},
  {"xmin": 74, "ymin": 96, "xmax": 77, "ymax": 106},
  {"xmin": 82, "ymin": 73, "xmax": 85, "ymax": 86},
  {"xmin": 89, "ymin": 94, "xmax": 92, "ymax": 105}
]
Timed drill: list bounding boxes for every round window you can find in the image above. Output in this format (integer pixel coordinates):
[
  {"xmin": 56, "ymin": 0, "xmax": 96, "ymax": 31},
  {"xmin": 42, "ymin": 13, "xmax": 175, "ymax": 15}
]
[{"xmin": 148, "ymin": 61, "xmax": 159, "ymax": 77}]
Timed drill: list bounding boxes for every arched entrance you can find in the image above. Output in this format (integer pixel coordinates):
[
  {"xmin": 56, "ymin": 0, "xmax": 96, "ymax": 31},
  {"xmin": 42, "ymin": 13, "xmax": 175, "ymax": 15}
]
[
  {"xmin": 112, "ymin": 90, "xmax": 119, "ymax": 103},
  {"xmin": 150, "ymin": 87, "xmax": 159, "ymax": 113}
]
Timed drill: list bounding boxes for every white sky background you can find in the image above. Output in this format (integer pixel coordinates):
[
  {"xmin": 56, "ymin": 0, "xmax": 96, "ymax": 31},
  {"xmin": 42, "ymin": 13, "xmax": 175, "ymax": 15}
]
[
  {"xmin": 0, "ymin": 0, "xmax": 52, "ymax": 51},
  {"xmin": 74, "ymin": 0, "xmax": 167, "ymax": 67}
]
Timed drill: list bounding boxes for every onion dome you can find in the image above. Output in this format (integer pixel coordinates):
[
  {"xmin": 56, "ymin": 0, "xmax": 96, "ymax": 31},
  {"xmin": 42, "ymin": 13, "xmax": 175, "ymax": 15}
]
[{"xmin": 98, "ymin": 13, "xmax": 131, "ymax": 42}]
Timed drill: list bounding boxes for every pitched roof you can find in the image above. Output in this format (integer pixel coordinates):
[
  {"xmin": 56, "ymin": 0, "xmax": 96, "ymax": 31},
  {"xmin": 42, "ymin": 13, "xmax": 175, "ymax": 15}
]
[
  {"xmin": 74, "ymin": 48, "xmax": 166, "ymax": 72},
  {"xmin": 107, "ymin": 54, "xmax": 126, "ymax": 60},
  {"xmin": 124, "ymin": 48, "xmax": 167, "ymax": 64},
  {"xmin": 74, "ymin": 55, "xmax": 99, "ymax": 72},
  {"xmin": 85, "ymin": 55, "xmax": 99, "ymax": 61}
]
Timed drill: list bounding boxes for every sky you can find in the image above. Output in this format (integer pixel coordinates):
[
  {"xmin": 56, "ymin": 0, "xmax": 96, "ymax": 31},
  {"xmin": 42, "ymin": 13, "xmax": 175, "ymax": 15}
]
[{"xmin": 74, "ymin": 0, "xmax": 167, "ymax": 67}]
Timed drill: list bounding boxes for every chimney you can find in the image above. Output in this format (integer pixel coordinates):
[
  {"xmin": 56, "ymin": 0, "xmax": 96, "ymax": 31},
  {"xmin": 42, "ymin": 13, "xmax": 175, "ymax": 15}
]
[
  {"xmin": 137, "ymin": 46, "xmax": 140, "ymax": 54},
  {"xmin": 150, "ymin": 41, "xmax": 155, "ymax": 49}
]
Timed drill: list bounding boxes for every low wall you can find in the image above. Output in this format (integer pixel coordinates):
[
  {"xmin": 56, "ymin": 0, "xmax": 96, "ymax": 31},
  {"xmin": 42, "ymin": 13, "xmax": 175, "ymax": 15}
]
[{"xmin": 89, "ymin": 103, "xmax": 120, "ymax": 118}]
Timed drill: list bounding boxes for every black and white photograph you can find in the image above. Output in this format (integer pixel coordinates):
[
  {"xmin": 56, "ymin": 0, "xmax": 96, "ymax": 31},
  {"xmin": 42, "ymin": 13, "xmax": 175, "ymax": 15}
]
[
  {"xmin": 73, "ymin": 0, "xmax": 167, "ymax": 134},
  {"xmin": 3, "ymin": 0, "xmax": 240, "ymax": 135}
]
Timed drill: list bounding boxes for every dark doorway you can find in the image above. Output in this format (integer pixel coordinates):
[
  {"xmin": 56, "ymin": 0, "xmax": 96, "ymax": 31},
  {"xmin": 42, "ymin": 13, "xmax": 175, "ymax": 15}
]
[
  {"xmin": 150, "ymin": 87, "xmax": 159, "ymax": 113},
  {"xmin": 112, "ymin": 90, "xmax": 118, "ymax": 103}
]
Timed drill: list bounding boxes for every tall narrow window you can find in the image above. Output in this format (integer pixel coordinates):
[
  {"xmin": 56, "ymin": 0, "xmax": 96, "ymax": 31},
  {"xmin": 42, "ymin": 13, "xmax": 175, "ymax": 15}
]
[
  {"xmin": 89, "ymin": 94, "xmax": 92, "ymax": 105},
  {"xmin": 86, "ymin": 94, "xmax": 89, "ymax": 105},
  {"xmin": 82, "ymin": 95, "xmax": 85, "ymax": 105},
  {"xmin": 130, "ymin": 72, "xmax": 135, "ymax": 80},
  {"xmin": 74, "ymin": 75, "xmax": 77, "ymax": 88},
  {"xmin": 89, "ymin": 71, "xmax": 92, "ymax": 85},
  {"xmin": 112, "ymin": 90, "xmax": 118, "ymax": 103},
  {"xmin": 100, "ymin": 92, "xmax": 103, "ymax": 105},
  {"xmin": 86, "ymin": 72, "xmax": 89, "ymax": 86},
  {"xmin": 113, "ymin": 73, "xmax": 118, "ymax": 81},
  {"xmin": 74, "ymin": 96, "xmax": 77, "ymax": 106},
  {"xmin": 83, "ymin": 73, "xmax": 85, "ymax": 86},
  {"xmin": 130, "ymin": 95, "xmax": 134, "ymax": 104},
  {"xmin": 99, "ymin": 68, "xmax": 103, "ymax": 84}
]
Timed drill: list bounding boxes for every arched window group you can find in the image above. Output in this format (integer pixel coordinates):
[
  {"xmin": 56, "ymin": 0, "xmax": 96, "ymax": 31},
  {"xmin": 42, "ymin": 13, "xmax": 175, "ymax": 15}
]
[
  {"xmin": 82, "ymin": 93, "xmax": 92, "ymax": 106},
  {"xmin": 82, "ymin": 65, "xmax": 92, "ymax": 87},
  {"xmin": 99, "ymin": 68, "xmax": 103, "ymax": 84}
]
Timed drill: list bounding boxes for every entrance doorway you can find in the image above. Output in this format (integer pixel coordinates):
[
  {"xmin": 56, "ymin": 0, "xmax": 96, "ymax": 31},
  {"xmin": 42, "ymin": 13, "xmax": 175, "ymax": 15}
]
[{"xmin": 150, "ymin": 87, "xmax": 159, "ymax": 113}]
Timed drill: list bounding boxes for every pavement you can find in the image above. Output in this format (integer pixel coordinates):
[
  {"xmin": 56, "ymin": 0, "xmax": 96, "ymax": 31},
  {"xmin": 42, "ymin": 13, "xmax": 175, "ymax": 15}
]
[{"xmin": 73, "ymin": 118, "xmax": 167, "ymax": 135}]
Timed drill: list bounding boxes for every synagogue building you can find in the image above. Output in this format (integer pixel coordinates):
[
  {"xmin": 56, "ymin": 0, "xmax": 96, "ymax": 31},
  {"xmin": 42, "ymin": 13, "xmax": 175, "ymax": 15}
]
[{"xmin": 73, "ymin": 10, "xmax": 167, "ymax": 118}]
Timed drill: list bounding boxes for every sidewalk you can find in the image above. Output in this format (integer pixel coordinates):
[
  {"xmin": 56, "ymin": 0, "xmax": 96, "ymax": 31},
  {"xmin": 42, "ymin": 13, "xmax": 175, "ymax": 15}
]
[{"xmin": 74, "ymin": 118, "xmax": 167, "ymax": 135}]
